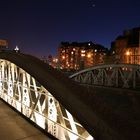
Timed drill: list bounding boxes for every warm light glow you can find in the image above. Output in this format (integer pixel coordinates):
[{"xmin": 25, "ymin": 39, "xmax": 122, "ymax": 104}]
[
  {"xmin": 53, "ymin": 58, "xmax": 58, "ymax": 62},
  {"xmin": 126, "ymin": 51, "xmax": 130, "ymax": 56},
  {"xmin": 62, "ymin": 56, "xmax": 65, "ymax": 59},
  {"xmin": 95, "ymin": 49, "xmax": 97, "ymax": 52},
  {"xmin": 81, "ymin": 54, "xmax": 85, "ymax": 57},
  {"xmin": 71, "ymin": 51, "xmax": 74, "ymax": 54},
  {"xmin": 81, "ymin": 50, "xmax": 85, "ymax": 53},
  {"xmin": 55, "ymin": 58, "xmax": 58, "ymax": 62},
  {"xmin": 87, "ymin": 53, "xmax": 91, "ymax": 58}
]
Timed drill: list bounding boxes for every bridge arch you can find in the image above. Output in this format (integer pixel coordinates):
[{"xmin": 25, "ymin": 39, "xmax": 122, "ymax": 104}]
[
  {"xmin": 0, "ymin": 52, "xmax": 139, "ymax": 140},
  {"xmin": 0, "ymin": 52, "xmax": 95, "ymax": 140},
  {"xmin": 70, "ymin": 64, "xmax": 140, "ymax": 89}
]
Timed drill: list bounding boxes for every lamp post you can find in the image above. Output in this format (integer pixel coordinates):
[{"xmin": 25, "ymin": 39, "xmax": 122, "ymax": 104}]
[{"xmin": 126, "ymin": 50, "xmax": 130, "ymax": 64}]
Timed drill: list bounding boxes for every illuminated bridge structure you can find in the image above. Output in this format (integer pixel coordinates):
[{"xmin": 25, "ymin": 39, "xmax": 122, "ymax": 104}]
[
  {"xmin": 0, "ymin": 52, "xmax": 140, "ymax": 140},
  {"xmin": 70, "ymin": 64, "xmax": 140, "ymax": 89}
]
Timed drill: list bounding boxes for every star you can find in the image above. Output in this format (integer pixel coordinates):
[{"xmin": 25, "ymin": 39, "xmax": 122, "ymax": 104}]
[{"xmin": 92, "ymin": 4, "xmax": 96, "ymax": 7}]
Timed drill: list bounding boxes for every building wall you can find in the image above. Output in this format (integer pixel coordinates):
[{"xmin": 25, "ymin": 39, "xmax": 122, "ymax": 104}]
[
  {"xmin": 58, "ymin": 42, "xmax": 107, "ymax": 70},
  {"xmin": 124, "ymin": 47, "xmax": 140, "ymax": 64},
  {"xmin": 0, "ymin": 39, "xmax": 8, "ymax": 50},
  {"xmin": 111, "ymin": 27, "xmax": 140, "ymax": 64}
]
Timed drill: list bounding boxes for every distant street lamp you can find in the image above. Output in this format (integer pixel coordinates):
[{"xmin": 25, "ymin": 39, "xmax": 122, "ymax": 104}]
[
  {"xmin": 14, "ymin": 46, "xmax": 20, "ymax": 53},
  {"xmin": 87, "ymin": 53, "xmax": 91, "ymax": 58},
  {"xmin": 126, "ymin": 51, "xmax": 130, "ymax": 56},
  {"xmin": 126, "ymin": 50, "xmax": 131, "ymax": 64}
]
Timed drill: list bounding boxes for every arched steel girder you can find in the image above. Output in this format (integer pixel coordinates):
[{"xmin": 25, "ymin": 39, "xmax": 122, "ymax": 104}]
[
  {"xmin": 0, "ymin": 51, "xmax": 134, "ymax": 140},
  {"xmin": 70, "ymin": 64, "xmax": 140, "ymax": 89},
  {"xmin": 0, "ymin": 52, "xmax": 94, "ymax": 140}
]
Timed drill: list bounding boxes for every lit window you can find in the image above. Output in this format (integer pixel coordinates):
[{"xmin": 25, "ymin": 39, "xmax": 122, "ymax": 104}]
[
  {"xmin": 71, "ymin": 51, "xmax": 74, "ymax": 54},
  {"xmin": 81, "ymin": 54, "xmax": 85, "ymax": 57},
  {"xmin": 53, "ymin": 58, "xmax": 58, "ymax": 62},
  {"xmin": 81, "ymin": 50, "xmax": 85, "ymax": 53},
  {"xmin": 62, "ymin": 56, "xmax": 65, "ymax": 59}
]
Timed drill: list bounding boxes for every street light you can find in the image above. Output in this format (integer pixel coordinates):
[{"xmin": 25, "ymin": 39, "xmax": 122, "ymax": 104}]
[
  {"xmin": 126, "ymin": 51, "xmax": 130, "ymax": 56},
  {"xmin": 126, "ymin": 50, "xmax": 131, "ymax": 64},
  {"xmin": 87, "ymin": 53, "xmax": 91, "ymax": 58}
]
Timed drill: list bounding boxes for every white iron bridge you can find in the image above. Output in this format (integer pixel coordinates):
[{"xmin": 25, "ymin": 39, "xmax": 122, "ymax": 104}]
[
  {"xmin": 0, "ymin": 51, "xmax": 140, "ymax": 140},
  {"xmin": 70, "ymin": 64, "xmax": 140, "ymax": 89},
  {"xmin": 0, "ymin": 52, "xmax": 93, "ymax": 140}
]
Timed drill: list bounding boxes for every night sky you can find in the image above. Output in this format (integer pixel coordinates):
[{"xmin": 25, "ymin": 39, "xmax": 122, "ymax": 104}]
[{"xmin": 0, "ymin": 0, "xmax": 139, "ymax": 58}]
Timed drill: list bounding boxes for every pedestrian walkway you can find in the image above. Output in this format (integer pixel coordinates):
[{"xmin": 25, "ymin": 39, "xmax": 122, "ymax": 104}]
[{"xmin": 0, "ymin": 100, "xmax": 53, "ymax": 140}]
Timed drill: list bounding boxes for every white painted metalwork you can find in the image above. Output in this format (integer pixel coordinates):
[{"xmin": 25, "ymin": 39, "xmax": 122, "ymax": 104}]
[
  {"xmin": 0, "ymin": 59, "xmax": 93, "ymax": 140},
  {"xmin": 70, "ymin": 64, "xmax": 140, "ymax": 89}
]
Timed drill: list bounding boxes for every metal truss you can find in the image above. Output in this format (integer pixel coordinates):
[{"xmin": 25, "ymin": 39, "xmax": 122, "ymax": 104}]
[
  {"xmin": 70, "ymin": 64, "xmax": 140, "ymax": 89},
  {"xmin": 0, "ymin": 59, "xmax": 93, "ymax": 140}
]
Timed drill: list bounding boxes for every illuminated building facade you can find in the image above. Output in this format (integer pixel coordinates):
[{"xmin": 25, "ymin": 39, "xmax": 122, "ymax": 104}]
[
  {"xmin": 58, "ymin": 42, "xmax": 108, "ymax": 70},
  {"xmin": 111, "ymin": 27, "xmax": 140, "ymax": 64}
]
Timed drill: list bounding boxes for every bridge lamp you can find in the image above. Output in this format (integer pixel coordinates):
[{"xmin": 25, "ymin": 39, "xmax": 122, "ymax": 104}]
[{"xmin": 126, "ymin": 51, "xmax": 131, "ymax": 64}]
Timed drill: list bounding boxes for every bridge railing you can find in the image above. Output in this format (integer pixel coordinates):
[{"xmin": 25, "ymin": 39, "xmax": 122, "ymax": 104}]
[
  {"xmin": 0, "ymin": 59, "xmax": 93, "ymax": 140},
  {"xmin": 70, "ymin": 64, "xmax": 140, "ymax": 89}
]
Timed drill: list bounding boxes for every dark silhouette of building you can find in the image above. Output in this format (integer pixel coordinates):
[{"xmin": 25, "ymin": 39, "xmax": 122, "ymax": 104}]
[{"xmin": 111, "ymin": 27, "xmax": 140, "ymax": 64}]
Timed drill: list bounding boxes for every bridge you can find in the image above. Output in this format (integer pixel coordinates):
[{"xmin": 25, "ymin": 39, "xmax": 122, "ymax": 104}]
[
  {"xmin": 70, "ymin": 63, "xmax": 140, "ymax": 89},
  {"xmin": 0, "ymin": 51, "xmax": 140, "ymax": 140}
]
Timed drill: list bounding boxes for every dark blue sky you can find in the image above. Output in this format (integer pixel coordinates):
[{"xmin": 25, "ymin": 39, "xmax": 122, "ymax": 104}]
[{"xmin": 0, "ymin": 0, "xmax": 139, "ymax": 57}]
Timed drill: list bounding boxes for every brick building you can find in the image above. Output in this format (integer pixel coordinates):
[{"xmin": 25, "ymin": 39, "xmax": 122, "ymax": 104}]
[
  {"xmin": 111, "ymin": 27, "xmax": 140, "ymax": 64},
  {"xmin": 58, "ymin": 42, "xmax": 108, "ymax": 70}
]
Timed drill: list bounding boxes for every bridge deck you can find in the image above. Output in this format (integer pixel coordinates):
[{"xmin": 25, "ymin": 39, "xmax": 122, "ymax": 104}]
[{"xmin": 0, "ymin": 100, "xmax": 53, "ymax": 140}]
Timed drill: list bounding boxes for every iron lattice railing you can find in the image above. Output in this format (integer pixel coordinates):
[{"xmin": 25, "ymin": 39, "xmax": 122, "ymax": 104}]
[
  {"xmin": 0, "ymin": 59, "xmax": 93, "ymax": 140},
  {"xmin": 70, "ymin": 64, "xmax": 140, "ymax": 89}
]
